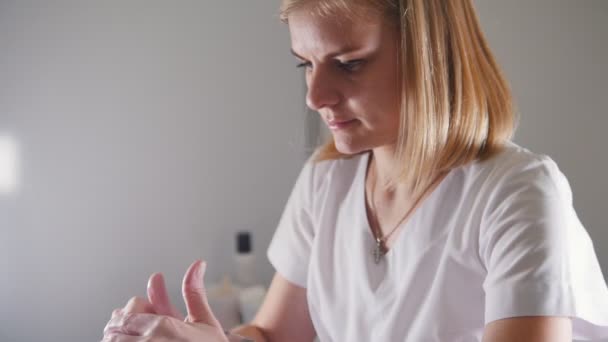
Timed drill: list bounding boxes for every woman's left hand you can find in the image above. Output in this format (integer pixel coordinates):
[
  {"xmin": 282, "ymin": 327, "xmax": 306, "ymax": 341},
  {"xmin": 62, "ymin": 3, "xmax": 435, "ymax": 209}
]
[
  {"xmin": 102, "ymin": 313, "xmax": 228, "ymax": 342},
  {"xmin": 102, "ymin": 260, "xmax": 229, "ymax": 342}
]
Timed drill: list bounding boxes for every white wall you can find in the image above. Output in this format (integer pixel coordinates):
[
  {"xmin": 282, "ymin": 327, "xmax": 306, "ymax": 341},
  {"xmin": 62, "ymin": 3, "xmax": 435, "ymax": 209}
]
[{"xmin": 0, "ymin": 1, "xmax": 606, "ymax": 342}]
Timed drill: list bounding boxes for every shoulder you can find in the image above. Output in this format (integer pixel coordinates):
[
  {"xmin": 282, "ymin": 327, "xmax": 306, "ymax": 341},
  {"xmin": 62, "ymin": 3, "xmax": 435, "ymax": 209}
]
[
  {"xmin": 302, "ymin": 152, "xmax": 369, "ymax": 195},
  {"xmin": 470, "ymin": 143, "xmax": 578, "ymax": 258},
  {"xmin": 457, "ymin": 141, "xmax": 571, "ymax": 203}
]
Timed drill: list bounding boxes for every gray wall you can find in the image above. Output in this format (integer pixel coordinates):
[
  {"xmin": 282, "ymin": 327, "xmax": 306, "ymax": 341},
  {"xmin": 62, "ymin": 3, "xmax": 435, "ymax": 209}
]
[
  {"xmin": 476, "ymin": 0, "xmax": 608, "ymax": 280},
  {"xmin": 0, "ymin": 1, "xmax": 606, "ymax": 342},
  {"xmin": 0, "ymin": 1, "xmax": 307, "ymax": 341}
]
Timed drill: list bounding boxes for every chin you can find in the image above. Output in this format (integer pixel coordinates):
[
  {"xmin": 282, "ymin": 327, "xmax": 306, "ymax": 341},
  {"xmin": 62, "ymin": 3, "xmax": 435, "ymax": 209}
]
[{"xmin": 333, "ymin": 137, "xmax": 368, "ymax": 155}]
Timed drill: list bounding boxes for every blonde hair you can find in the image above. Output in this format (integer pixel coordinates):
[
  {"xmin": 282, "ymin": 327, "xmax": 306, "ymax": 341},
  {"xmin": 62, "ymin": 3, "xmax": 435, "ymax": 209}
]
[{"xmin": 281, "ymin": 0, "xmax": 516, "ymax": 195}]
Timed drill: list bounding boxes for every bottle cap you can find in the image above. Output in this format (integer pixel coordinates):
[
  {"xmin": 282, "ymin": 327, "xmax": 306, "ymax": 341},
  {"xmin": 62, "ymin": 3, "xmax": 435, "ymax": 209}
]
[{"xmin": 236, "ymin": 231, "xmax": 252, "ymax": 254}]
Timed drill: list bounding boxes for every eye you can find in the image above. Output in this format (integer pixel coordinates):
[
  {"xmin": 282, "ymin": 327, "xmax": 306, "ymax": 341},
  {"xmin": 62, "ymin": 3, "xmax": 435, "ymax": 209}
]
[
  {"xmin": 296, "ymin": 61, "xmax": 312, "ymax": 69},
  {"xmin": 338, "ymin": 59, "xmax": 364, "ymax": 72}
]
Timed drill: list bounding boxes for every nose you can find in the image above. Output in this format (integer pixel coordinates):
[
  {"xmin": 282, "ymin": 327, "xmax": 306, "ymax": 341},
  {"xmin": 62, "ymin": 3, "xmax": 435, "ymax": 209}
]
[{"xmin": 305, "ymin": 67, "xmax": 341, "ymax": 111}]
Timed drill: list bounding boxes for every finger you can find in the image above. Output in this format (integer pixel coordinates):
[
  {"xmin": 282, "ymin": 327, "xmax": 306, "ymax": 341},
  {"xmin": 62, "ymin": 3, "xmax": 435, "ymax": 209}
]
[
  {"xmin": 147, "ymin": 272, "xmax": 184, "ymax": 320},
  {"xmin": 181, "ymin": 260, "xmax": 222, "ymax": 329},
  {"xmin": 111, "ymin": 308, "xmax": 123, "ymax": 319},
  {"xmin": 103, "ymin": 313, "xmax": 224, "ymax": 342},
  {"xmin": 102, "ymin": 330, "xmax": 148, "ymax": 342},
  {"xmin": 102, "ymin": 337, "xmax": 142, "ymax": 342},
  {"xmin": 104, "ymin": 313, "xmax": 140, "ymax": 337},
  {"xmin": 123, "ymin": 296, "xmax": 154, "ymax": 315},
  {"xmin": 101, "ymin": 332, "xmax": 146, "ymax": 342},
  {"xmin": 103, "ymin": 313, "xmax": 159, "ymax": 337}
]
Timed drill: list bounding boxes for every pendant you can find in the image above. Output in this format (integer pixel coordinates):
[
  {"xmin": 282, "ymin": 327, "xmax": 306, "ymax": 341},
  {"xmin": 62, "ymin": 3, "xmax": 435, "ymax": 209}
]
[{"xmin": 373, "ymin": 238, "xmax": 386, "ymax": 264}]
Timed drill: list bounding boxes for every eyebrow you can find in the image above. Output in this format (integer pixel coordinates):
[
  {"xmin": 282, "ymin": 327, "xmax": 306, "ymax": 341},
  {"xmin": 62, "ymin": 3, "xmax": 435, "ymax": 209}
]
[{"xmin": 290, "ymin": 46, "xmax": 362, "ymax": 60}]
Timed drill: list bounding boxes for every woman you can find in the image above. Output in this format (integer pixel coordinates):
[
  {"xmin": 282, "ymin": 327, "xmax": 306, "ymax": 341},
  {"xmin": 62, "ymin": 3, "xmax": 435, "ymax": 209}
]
[{"xmin": 102, "ymin": 0, "xmax": 608, "ymax": 341}]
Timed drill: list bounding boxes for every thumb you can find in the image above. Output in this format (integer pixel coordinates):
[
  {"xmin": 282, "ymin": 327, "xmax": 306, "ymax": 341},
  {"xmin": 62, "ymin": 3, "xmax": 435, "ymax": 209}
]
[
  {"xmin": 182, "ymin": 260, "xmax": 222, "ymax": 329},
  {"xmin": 147, "ymin": 272, "xmax": 185, "ymax": 320}
]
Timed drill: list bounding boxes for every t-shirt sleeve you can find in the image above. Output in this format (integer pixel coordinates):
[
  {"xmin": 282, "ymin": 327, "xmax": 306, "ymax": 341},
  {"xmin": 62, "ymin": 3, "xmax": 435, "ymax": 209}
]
[
  {"xmin": 479, "ymin": 155, "xmax": 608, "ymax": 340},
  {"xmin": 266, "ymin": 160, "xmax": 317, "ymax": 288}
]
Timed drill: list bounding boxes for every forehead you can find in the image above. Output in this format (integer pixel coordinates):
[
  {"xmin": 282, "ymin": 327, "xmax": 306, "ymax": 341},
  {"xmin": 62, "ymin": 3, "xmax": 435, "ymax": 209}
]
[{"xmin": 288, "ymin": 9, "xmax": 386, "ymax": 57}]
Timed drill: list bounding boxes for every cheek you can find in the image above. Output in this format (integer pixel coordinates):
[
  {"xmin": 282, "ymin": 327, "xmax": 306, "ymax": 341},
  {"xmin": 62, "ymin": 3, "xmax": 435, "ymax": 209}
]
[
  {"xmin": 357, "ymin": 87, "xmax": 401, "ymax": 128},
  {"xmin": 376, "ymin": 75, "xmax": 402, "ymax": 128},
  {"xmin": 358, "ymin": 67, "xmax": 401, "ymax": 121}
]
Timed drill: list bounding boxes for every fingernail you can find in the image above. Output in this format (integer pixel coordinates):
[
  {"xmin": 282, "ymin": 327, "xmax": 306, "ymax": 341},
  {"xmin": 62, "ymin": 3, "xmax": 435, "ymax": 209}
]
[{"xmin": 147, "ymin": 272, "xmax": 162, "ymax": 290}]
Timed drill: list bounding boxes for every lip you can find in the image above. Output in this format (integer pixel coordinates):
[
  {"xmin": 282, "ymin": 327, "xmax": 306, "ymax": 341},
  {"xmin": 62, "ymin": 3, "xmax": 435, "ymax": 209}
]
[{"xmin": 327, "ymin": 118, "xmax": 357, "ymax": 131}]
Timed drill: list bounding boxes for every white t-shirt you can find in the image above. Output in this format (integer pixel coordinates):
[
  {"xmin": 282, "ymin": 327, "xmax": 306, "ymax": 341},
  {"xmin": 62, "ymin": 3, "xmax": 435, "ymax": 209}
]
[{"xmin": 267, "ymin": 142, "xmax": 608, "ymax": 341}]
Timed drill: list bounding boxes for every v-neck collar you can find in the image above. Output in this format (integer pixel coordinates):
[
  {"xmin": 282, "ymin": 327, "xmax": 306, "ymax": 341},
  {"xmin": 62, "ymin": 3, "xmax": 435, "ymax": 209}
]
[{"xmin": 355, "ymin": 151, "xmax": 453, "ymax": 294}]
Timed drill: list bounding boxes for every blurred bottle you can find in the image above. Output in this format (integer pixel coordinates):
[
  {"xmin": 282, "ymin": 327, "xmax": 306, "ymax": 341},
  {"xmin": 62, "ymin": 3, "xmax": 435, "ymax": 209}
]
[
  {"xmin": 234, "ymin": 231, "xmax": 256, "ymax": 287},
  {"xmin": 207, "ymin": 275, "xmax": 241, "ymax": 329},
  {"xmin": 234, "ymin": 231, "xmax": 267, "ymax": 324}
]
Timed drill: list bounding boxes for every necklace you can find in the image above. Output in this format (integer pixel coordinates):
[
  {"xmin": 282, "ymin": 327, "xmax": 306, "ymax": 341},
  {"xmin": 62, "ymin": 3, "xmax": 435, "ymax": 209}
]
[
  {"xmin": 368, "ymin": 178, "xmax": 417, "ymax": 264},
  {"xmin": 367, "ymin": 164, "xmax": 444, "ymax": 264}
]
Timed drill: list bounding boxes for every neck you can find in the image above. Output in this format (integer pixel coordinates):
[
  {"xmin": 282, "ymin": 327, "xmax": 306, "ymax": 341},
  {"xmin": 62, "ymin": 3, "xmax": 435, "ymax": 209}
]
[
  {"xmin": 369, "ymin": 145, "xmax": 409, "ymax": 193},
  {"xmin": 368, "ymin": 145, "xmax": 449, "ymax": 204}
]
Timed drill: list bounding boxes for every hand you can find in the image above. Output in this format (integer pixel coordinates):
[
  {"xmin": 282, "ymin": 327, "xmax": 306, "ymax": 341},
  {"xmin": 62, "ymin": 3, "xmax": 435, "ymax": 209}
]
[
  {"xmin": 147, "ymin": 271, "xmax": 185, "ymax": 320},
  {"xmin": 102, "ymin": 260, "xmax": 229, "ymax": 342},
  {"xmin": 108, "ymin": 269, "xmax": 185, "ymax": 320}
]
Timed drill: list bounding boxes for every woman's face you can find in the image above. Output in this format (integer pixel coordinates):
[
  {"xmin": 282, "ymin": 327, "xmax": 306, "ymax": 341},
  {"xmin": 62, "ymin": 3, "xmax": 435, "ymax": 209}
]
[{"xmin": 288, "ymin": 8, "xmax": 401, "ymax": 155}]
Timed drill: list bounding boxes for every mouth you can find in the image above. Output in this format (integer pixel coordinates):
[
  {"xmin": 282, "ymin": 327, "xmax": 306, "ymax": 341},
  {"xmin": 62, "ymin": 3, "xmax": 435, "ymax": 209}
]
[{"xmin": 326, "ymin": 118, "xmax": 358, "ymax": 131}]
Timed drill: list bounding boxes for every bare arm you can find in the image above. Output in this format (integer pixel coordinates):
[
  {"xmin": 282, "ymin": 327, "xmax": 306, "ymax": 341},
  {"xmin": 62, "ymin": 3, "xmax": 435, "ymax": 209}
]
[
  {"xmin": 482, "ymin": 316, "xmax": 572, "ymax": 342},
  {"xmin": 230, "ymin": 272, "xmax": 316, "ymax": 342},
  {"xmin": 229, "ymin": 325, "xmax": 269, "ymax": 342}
]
